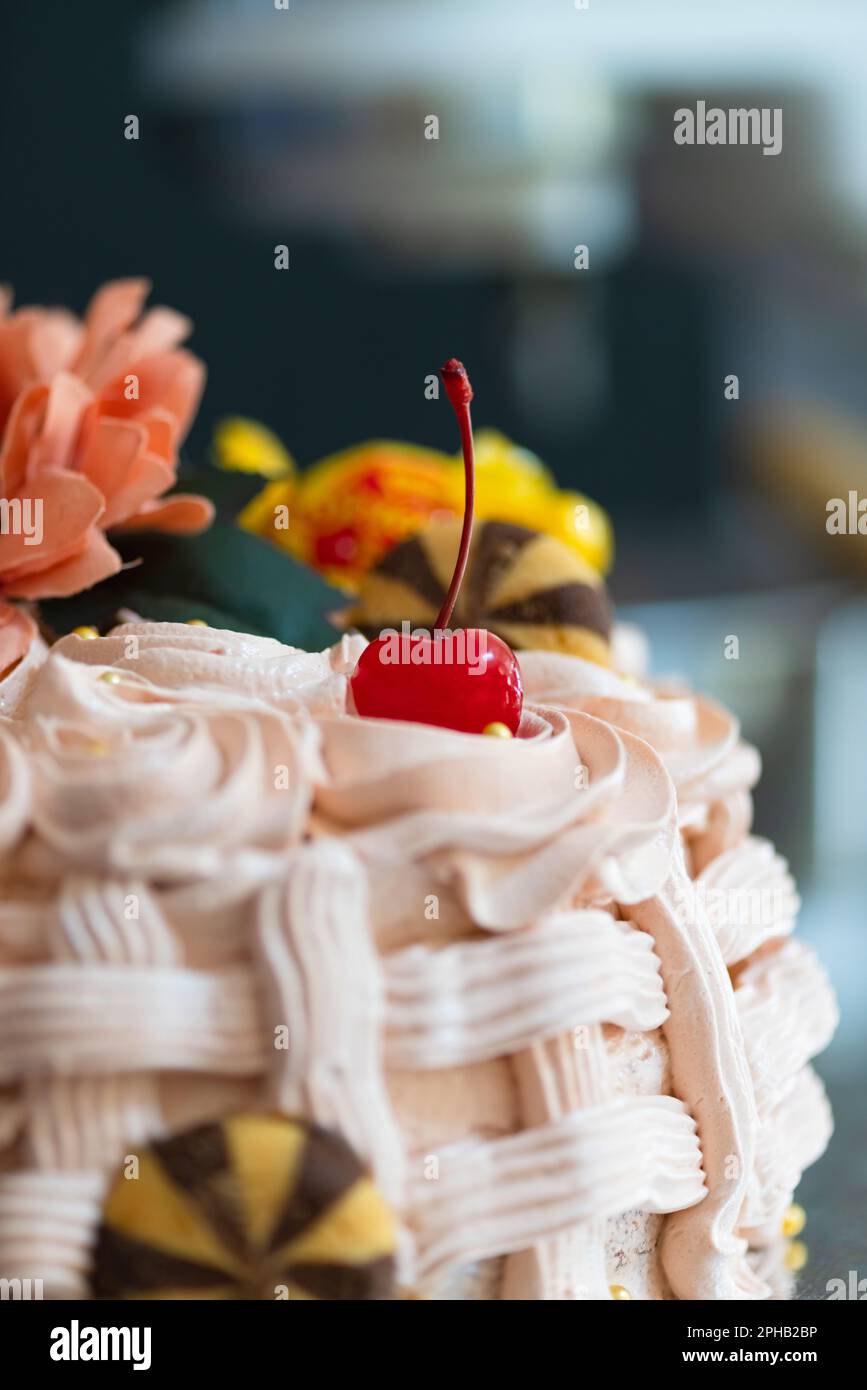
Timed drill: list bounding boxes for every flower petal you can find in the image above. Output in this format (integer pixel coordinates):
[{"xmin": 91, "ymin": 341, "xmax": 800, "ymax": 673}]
[
  {"xmin": 80, "ymin": 418, "xmax": 174, "ymax": 526},
  {"xmin": 74, "ymin": 278, "xmax": 151, "ymax": 381},
  {"xmin": 0, "ymin": 310, "xmax": 44, "ymax": 432},
  {"xmin": 0, "ymin": 470, "xmax": 104, "ymax": 577},
  {"xmin": 141, "ymin": 408, "xmax": 177, "ymax": 463},
  {"xmin": 28, "ymin": 372, "xmax": 92, "ymax": 475},
  {"xmin": 3, "ymin": 527, "xmax": 121, "ymax": 599},
  {"xmin": 128, "ymin": 305, "xmax": 192, "ymax": 357},
  {"xmin": 96, "ymin": 348, "xmax": 205, "ymax": 447},
  {"xmin": 0, "ymin": 601, "xmax": 36, "ymax": 678},
  {"xmin": 0, "ymin": 383, "xmax": 50, "ymax": 496},
  {"xmin": 113, "ymin": 493, "xmax": 215, "ymax": 536},
  {"xmin": 88, "ymin": 309, "xmax": 193, "ymax": 391},
  {"xmin": 28, "ymin": 311, "xmax": 83, "ymax": 381}
]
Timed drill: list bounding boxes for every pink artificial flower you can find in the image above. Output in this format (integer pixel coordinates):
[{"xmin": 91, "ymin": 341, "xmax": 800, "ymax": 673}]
[
  {"xmin": 0, "ymin": 279, "xmax": 214, "ymax": 601},
  {"xmin": 0, "ymin": 599, "xmax": 36, "ymax": 680}
]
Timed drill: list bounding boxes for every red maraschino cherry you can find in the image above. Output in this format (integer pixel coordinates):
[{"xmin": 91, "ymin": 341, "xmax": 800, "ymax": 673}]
[{"xmin": 350, "ymin": 358, "xmax": 523, "ymax": 734}]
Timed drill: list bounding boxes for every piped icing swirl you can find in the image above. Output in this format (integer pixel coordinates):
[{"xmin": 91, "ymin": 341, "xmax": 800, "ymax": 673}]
[
  {"xmin": 736, "ymin": 940, "xmax": 838, "ymax": 1241},
  {"xmin": 6, "ymin": 651, "xmax": 319, "ymax": 883},
  {"xmin": 0, "ymin": 724, "xmax": 30, "ymax": 855},
  {"xmin": 632, "ymin": 862, "xmax": 766, "ymax": 1301},
  {"xmin": 696, "ymin": 836, "xmax": 799, "ymax": 965},
  {"xmin": 52, "ymin": 622, "xmax": 364, "ymax": 715},
  {"xmin": 0, "ymin": 620, "xmax": 47, "ymax": 719},
  {"xmin": 519, "ymin": 649, "xmax": 761, "ymax": 836},
  {"xmin": 313, "ymin": 704, "xmax": 677, "ymax": 927}
]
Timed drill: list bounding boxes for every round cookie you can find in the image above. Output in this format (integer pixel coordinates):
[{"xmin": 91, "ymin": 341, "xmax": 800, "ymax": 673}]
[
  {"xmin": 347, "ymin": 517, "xmax": 613, "ymax": 665},
  {"xmin": 91, "ymin": 1114, "xmax": 396, "ymax": 1300}
]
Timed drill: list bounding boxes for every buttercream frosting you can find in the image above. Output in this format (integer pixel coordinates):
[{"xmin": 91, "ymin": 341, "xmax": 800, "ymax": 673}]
[{"xmin": 0, "ymin": 620, "xmax": 837, "ymax": 1301}]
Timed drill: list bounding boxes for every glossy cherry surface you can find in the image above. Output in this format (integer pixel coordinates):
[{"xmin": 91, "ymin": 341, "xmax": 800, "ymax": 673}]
[{"xmin": 350, "ymin": 628, "xmax": 523, "ymax": 734}]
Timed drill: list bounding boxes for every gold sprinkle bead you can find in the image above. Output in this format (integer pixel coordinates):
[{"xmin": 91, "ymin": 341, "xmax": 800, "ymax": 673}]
[
  {"xmin": 186, "ymin": 619, "xmax": 208, "ymax": 627},
  {"xmin": 609, "ymin": 1284, "xmax": 632, "ymax": 1300},
  {"xmin": 72, "ymin": 625, "xmax": 100, "ymax": 640},
  {"xmin": 782, "ymin": 1202, "xmax": 806, "ymax": 1238},
  {"xmin": 87, "ymin": 740, "xmax": 110, "ymax": 756},
  {"xmin": 785, "ymin": 1240, "xmax": 808, "ymax": 1273},
  {"xmin": 98, "ymin": 671, "xmax": 124, "ymax": 686},
  {"xmin": 483, "ymin": 722, "xmax": 513, "ymax": 739}
]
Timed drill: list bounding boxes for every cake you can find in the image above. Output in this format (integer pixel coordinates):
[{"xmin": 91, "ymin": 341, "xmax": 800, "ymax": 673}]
[
  {"xmin": 0, "ymin": 303, "xmax": 837, "ymax": 1300},
  {"xmin": 0, "ymin": 611, "xmax": 837, "ymax": 1299}
]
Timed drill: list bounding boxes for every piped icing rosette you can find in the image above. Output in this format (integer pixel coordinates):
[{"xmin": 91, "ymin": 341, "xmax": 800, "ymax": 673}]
[
  {"xmin": 51, "ymin": 621, "xmax": 365, "ymax": 716},
  {"xmin": 518, "ymin": 648, "xmax": 761, "ymax": 865},
  {"xmin": 736, "ymin": 940, "xmax": 837, "ymax": 1244},
  {"xmin": 695, "ymin": 836, "xmax": 800, "ymax": 966},
  {"xmin": 3, "ymin": 652, "xmax": 319, "ymax": 885},
  {"xmin": 0, "ymin": 722, "xmax": 30, "ymax": 855},
  {"xmin": 0, "ymin": 614, "xmax": 47, "ymax": 719},
  {"xmin": 313, "ymin": 701, "xmax": 677, "ymax": 929},
  {"xmin": 0, "ymin": 621, "xmax": 837, "ymax": 1302}
]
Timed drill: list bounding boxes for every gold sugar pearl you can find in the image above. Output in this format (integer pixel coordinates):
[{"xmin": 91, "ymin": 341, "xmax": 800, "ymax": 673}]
[
  {"xmin": 782, "ymin": 1202, "xmax": 806, "ymax": 1238},
  {"xmin": 785, "ymin": 1240, "xmax": 808, "ymax": 1273},
  {"xmin": 186, "ymin": 619, "xmax": 208, "ymax": 627},
  {"xmin": 609, "ymin": 1284, "xmax": 632, "ymax": 1300},
  {"xmin": 483, "ymin": 721, "xmax": 513, "ymax": 739},
  {"xmin": 72, "ymin": 625, "xmax": 100, "ymax": 640},
  {"xmin": 98, "ymin": 671, "xmax": 124, "ymax": 686},
  {"xmin": 87, "ymin": 740, "xmax": 110, "ymax": 756}
]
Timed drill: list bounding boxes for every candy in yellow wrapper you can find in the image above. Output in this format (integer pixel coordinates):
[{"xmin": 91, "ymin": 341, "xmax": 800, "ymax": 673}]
[
  {"xmin": 536, "ymin": 489, "xmax": 613, "ymax": 576},
  {"xmin": 230, "ymin": 423, "xmax": 613, "ymax": 592},
  {"xmin": 348, "ymin": 516, "xmax": 613, "ymax": 666},
  {"xmin": 238, "ymin": 441, "xmax": 457, "ymax": 590},
  {"xmin": 213, "ymin": 417, "xmax": 295, "ymax": 479},
  {"xmin": 468, "ymin": 431, "xmax": 613, "ymax": 576}
]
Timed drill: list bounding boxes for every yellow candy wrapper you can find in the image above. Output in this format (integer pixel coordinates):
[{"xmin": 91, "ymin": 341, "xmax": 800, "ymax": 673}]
[{"xmin": 223, "ymin": 421, "xmax": 613, "ymax": 593}]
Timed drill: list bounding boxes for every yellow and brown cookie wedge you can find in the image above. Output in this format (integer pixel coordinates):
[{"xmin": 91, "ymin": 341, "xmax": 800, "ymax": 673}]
[
  {"xmin": 348, "ymin": 518, "xmax": 613, "ymax": 665},
  {"xmin": 91, "ymin": 1114, "xmax": 396, "ymax": 1300}
]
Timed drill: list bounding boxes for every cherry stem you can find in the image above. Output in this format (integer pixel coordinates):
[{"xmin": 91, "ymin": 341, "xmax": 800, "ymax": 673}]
[{"xmin": 436, "ymin": 358, "xmax": 475, "ymax": 631}]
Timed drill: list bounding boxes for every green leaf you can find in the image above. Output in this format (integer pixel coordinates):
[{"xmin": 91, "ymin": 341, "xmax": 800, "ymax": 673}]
[{"xmin": 39, "ymin": 522, "xmax": 347, "ymax": 650}]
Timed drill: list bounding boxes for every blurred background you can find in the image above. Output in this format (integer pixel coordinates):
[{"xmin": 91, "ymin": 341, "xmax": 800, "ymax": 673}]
[{"xmin": 2, "ymin": 0, "xmax": 865, "ymax": 1292}]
